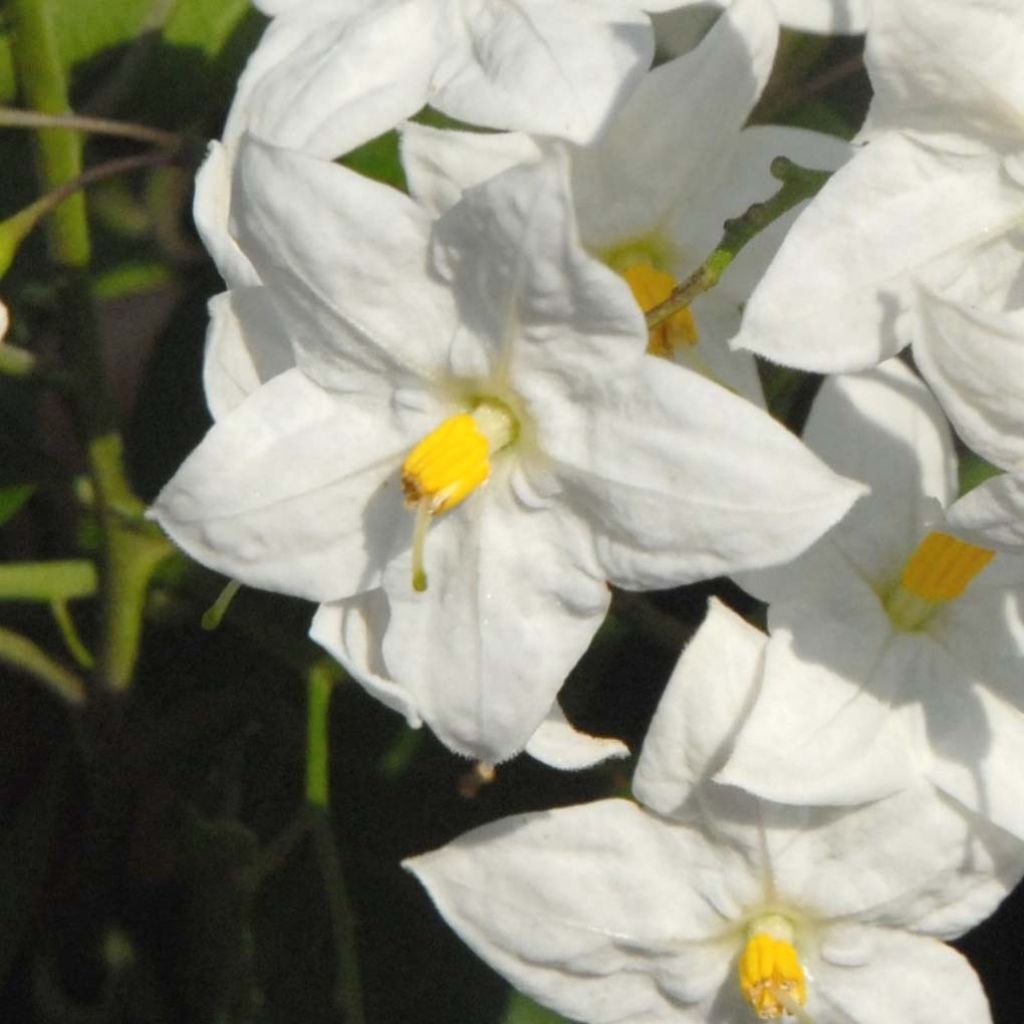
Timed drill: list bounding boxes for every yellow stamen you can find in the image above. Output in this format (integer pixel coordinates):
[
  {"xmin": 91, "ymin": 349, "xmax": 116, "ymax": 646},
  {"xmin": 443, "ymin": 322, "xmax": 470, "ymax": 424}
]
[
  {"xmin": 738, "ymin": 918, "xmax": 807, "ymax": 1021},
  {"xmin": 622, "ymin": 261, "xmax": 698, "ymax": 358},
  {"xmin": 400, "ymin": 401, "xmax": 516, "ymax": 591},
  {"xmin": 884, "ymin": 531, "xmax": 994, "ymax": 630}
]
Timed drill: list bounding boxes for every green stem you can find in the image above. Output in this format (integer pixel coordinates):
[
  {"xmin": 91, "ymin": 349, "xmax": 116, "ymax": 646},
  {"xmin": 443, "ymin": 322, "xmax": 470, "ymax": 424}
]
[
  {"xmin": 305, "ymin": 662, "xmax": 335, "ymax": 808},
  {"xmin": 304, "ymin": 665, "xmax": 365, "ymax": 1024},
  {"xmin": 0, "ymin": 105, "xmax": 181, "ymax": 148},
  {"xmin": 51, "ymin": 599, "xmax": 95, "ymax": 669},
  {"xmin": 646, "ymin": 158, "xmax": 832, "ymax": 330},
  {"xmin": 0, "ymin": 559, "xmax": 97, "ymax": 601},
  {"xmin": 12, "ymin": 0, "xmax": 172, "ymax": 692},
  {"xmin": 0, "ymin": 625, "xmax": 86, "ymax": 704}
]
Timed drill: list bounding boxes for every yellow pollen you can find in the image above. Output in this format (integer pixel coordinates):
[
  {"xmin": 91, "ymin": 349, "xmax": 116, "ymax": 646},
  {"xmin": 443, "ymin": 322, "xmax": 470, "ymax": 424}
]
[
  {"xmin": 738, "ymin": 932, "xmax": 807, "ymax": 1020},
  {"xmin": 402, "ymin": 413, "xmax": 490, "ymax": 515},
  {"xmin": 898, "ymin": 531, "xmax": 994, "ymax": 602},
  {"xmin": 400, "ymin": 401, "xmax": 517, "ymax": 592},
  {"xmin": 884, "ymin": 530, "xmax": 995, "ymax": 631},
  {"xmin": 622, "ymin": 261, "xmax": 698, "ymax": 358}
]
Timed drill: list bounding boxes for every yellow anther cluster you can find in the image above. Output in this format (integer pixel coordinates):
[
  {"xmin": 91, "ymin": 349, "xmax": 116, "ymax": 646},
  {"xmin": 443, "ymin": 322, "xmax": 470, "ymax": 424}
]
[
  {"xmin": 898, "ymin": 530, "xmax": 995, "ymax": 602},
  {"xmin": 622, "ymin": 262, "xmax": 698, "ymax": 358},
  {"xmin": 402, "ymin": 413, "xmax": 491, "ymax": 515},
  {"xmin": 738, "ymin": 933, "xmax": 807, "ymax": 1020}
]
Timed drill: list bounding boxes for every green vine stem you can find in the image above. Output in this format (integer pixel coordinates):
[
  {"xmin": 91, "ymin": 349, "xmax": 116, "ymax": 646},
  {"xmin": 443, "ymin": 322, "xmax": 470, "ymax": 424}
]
[
  {"xmin": 0, "ymin": 105, "xmax": 181, "ymax": 148},
  {"xmin": 11, "ymin": 0, "xmax": 172, "ymax": 692},
  {"xmin": 646, "ymin": 157, "xmax": 832, "ymax": 330},
  {"xmin": 0, "ymin": 559, "xmax": 97, "ymax": 601},
  {"xmin": 0, "ymin": 625, "xmax": 86, "ymax": 704}
]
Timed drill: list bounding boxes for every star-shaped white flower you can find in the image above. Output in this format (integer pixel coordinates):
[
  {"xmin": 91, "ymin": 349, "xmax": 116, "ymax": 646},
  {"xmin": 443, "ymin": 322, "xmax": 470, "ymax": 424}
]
[
  {"xmin": 733, "ymin": 0, "xmax": 1024, "ymax": 472},
  {"xmin": 407, "ymin": 600, "xmax": 1016, "ymax": 1024},
  {"xmin": 399, "ymin": 0, "xmax": 850, "ymax": 403},
  {"xmin": 717, "ymin": 359, "xmax": 1024, "ymax": 841},
  {"xmin": 667, "ymin": 0, "xmax": 866, "ymax": 35},
  {"xmin": 152, "ymin": 135, "xmax": 860, "ymax": 764}
]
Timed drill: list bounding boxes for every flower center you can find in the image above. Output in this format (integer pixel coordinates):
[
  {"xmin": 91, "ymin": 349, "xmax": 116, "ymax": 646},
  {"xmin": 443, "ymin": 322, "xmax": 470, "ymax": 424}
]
[
  {"xmin": 883, "ymin": 530, "xmax": 995, "ymax": 631},
  {"xmin": 401, "ymin": 399, "xmax": 517, "ymax": 592},
  {"xmin": 738, "ymin": 915, "xmax": 807, "ymax": 1021},
  {"xmin": 622, "ymin": 262, "xmax": 699, "ymax": 358}
]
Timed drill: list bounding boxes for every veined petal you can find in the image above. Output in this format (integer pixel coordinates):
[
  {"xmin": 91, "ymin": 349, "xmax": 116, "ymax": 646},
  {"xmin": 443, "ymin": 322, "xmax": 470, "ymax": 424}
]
[
  {"xmin": 736, "ymin": 134, "xmax": 1022, "ymax": 372},
  {"xmin": 224, "ymin": 0, "xmax": 439, "ymax": 157},
  {"xmin": 152, "ymin": 368, "xmax": 431, "ymax": 602},
  {"xmin": 406, "ymin": 799, "xmax": 746, "ymax": 1023},
  {"xmin": 524, "ymin": 703, "xmax": 629, "ymax": 769},
  {"xmin": 310, "ymin": 593, "xmax": 422, "ymax": 727},
  {"xmin": 716, "ymin": 590, "xmax": 919, "ymax": 806},
  {"xmin": 812, "ymin": 929, "xmax": 991, "ymax": 1024},
  {"xmin": 230, "ymin": 133, "xmax": 455, "ymax": 388},
  {"xmin": 432, "ymin": 152, "xmax": 647, "ymax": 384},
  {"xmin": 380, "ymin": 472, "xmax": 611, "ymax": 763},
  {"xmin": 862, "ymin": 0, "xmax": 1024, "ymax": 144},
  {"xmin": 571, "ymin": 0, "xmax": 778, "ymax": 249},
  {"xmin": 947, "ymin": 473, "xmax": 1024, "ymax": 553},
  {"xmin": 634, "ymin": 599, "xmax": 766, "ymax": 819},
  {"xmin": 203, "ymin": 287, "xmax": 293, "ymax": 420},
  {"xmin": 432, "ymin": 0, "xmax": 653, "ymax": 144},
  {"xmin": 914, "ymin": 287, "xmax": 1024, "ymax": 472},
  {"xmin": 400, "ymin": 123, "xmax": 541, "ymax": 218},
  {"xmin": 535, "ymin": 357, "xmax": 864, "ymax": 588},
  {"xmin": 902, "ymin": 641, "xmax": 1024, "ymax": 843}
]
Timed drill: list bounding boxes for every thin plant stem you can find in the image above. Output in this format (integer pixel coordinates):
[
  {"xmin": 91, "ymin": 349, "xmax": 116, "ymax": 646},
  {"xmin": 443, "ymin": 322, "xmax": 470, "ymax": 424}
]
[
  {"xmin": 646, "ymin": 158, "xmax": 832, "ymax": 330},
  {"xmin": 11, "ymin": 0, "xmax": 173, "ymax": 692},
  {"xmin": 0, "ymin": 105, "xmax": 181, "ymax": 149},
  {"xmin": 50, "ymin": 599, "xmax": 95, "ymax": 669},
  {"xmin": 0, "ymin": 559, "xmax": 97, "ymax": 601},
  {"xmin": 0, "ymin": 624, "xmax": 86, "ymax": 704}
]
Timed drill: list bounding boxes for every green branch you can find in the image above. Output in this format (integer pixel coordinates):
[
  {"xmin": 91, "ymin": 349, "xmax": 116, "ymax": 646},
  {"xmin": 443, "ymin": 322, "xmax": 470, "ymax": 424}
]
[
  {"xmin": 0, "ymin": 625, "xmax": 86, "ymax": 705},
  {"xmin": 0, "ymin": 559, "xmax": 97, "ymax": 601},
  {"xmin": 12, "ymin": 0, "xmax": 173, "ymax": 692},
  {"xmin": 646, "ymin": 157, "xmax": 832, "ymax": 330}
]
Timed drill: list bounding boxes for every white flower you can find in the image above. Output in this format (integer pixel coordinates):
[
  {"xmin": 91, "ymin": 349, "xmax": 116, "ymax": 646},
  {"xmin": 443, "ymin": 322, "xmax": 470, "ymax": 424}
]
[
  {"xmin": 664, "ymin": 0, "xmax": 867, "ymax": 35},
  {"xmin": 406, "ymin": 601, "xmax": 1015, "ymax": 1024},
  {"xmin": 152, "ymin": 135, "xmax": 860, "ymax": 764},
  {"xmin": 0, "ymin": 300, "xmax": 8, "ymax": 343},
  {"xmin": 717, "ymin": 359, "xmax": 1024, "ymax": 841},
  {"xmin": 733, "ymin": 0, "xmax": 1024, "ymax": 471},
  {"xmin": 400, "ymin": 0, "xmax": 849, "ymax": 402},
  {"xmin": 946, "ymin": 472, "xmax": 1024, "ymax": 555}
]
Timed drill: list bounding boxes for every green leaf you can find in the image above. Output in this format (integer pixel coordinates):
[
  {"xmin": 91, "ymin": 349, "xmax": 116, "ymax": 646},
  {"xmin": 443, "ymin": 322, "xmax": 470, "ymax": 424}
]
[
  {"xmin": 0, "ymin": 481, "xmax": 34, "ymax": 525},
  {"xmin": 502, "ymin": 992, "xmax": 575, "ymax": 1024}
]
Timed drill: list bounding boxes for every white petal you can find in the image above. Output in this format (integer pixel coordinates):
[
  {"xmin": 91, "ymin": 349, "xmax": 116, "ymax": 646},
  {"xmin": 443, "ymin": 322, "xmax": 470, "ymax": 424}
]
[
  {"xmin": 772, "ymin": 0, "xmax": 866, "ymax": 34},
  {"xmin": 812, "ymin": 929, "xmax": 991, "ymax": 1024},
  {"xmin": 914, "ymin": 287, "xmax": 1024, "ymax": 472},
  {"xmin": 717, "ymin": 590, "xmax": 920, "ymax": 806},
  {"xmin": 737, "ymin": 134, "xmax": 1022, "ymax": 372},
  {"xmin": 400, "ymin": 123, "xmax": 541, "ymax": 218},
  {"xmin": 224, "ymin": 0, "xmax": 439, "ymax": 157},
  {"xmin": 310, "ymin": 594, "xmax": 422, "ymax": 727},
  {"xmin": 406, "ymin": 800, "xmax": 747, "ymax": 1023},
  {"xmin": 801, "ymin": 359, "xmax": 955, "ymax": 587},
  {"xmin": 230, "ymin": 133, "xmax": 454, "ymax": 388},
  {"xmin": 432, "ymin": 150, "xmax": 647, "ymax": 384},
  {"xmin": 863, "ymin": 0, "xmax": 1024, "ymax": 142},
  {"xmin": 947, "ymin": 473, "xmax": 1024, "ymax": 553},
  {"xmin": 203, "ymin": 287, "xmax": 293, "ymax": 420},
  {"xmin": 633, "ymin": 599, "xmax": 766, "ymax": 818},
  {"xmin": 380, "ymin": 473, "xmax": 611, "ymax": 763},
  {"xmin": 534, "ymin": 357, "xmax": 865, "ymax": 588},
  {"xmin": 151, "ymin": 368, "xmax": 425, "ymax": 602},
  {"xmin": 0, "ymin": 300, "xmax": 8, "ymax": 343},
  {"xmin": 432, "ymin": 0, "xmax": 654, "ymax": 144},
  {"xmin": 905, "ymin": 636, "xmax": 1024, "ymax": 842},
  {"xmin": 524, "ymin": 703, "xmax": 629, "ymax": 770},
  {"xmin": 193, "ymin": 142, "xmax": 258, "ymax": 288},
  {"xmin": 571, "ymin": 0, "xmax": 778, "ymax": 249}
]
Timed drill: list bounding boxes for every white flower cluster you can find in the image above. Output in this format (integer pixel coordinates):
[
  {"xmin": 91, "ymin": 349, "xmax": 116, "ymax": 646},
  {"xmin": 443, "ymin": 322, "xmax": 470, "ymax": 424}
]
[{"xmin": 152, "ymin": 0, "xmax": 1024, "ymax": 1019}]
